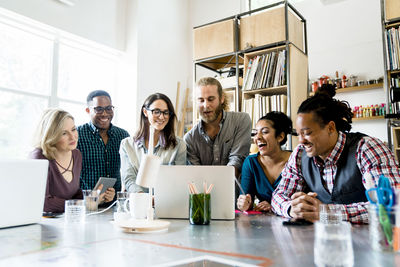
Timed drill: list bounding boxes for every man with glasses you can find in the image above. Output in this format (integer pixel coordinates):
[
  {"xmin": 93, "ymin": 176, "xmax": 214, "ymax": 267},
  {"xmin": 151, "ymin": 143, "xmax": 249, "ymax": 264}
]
[
  {"xmin": 77, "ymin": 90, "xmax": 129, "ymax": 203},
  {"xmin": 184, "ymin": 77, "xmax": 252, "ymax": 178}
]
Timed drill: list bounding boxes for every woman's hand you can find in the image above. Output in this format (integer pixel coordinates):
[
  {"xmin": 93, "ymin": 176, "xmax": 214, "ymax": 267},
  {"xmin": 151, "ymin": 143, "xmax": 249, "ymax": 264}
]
[
  {"xmin": 98, "ymin": 185, "xmax": 116, "ymax": 204},
  {"xmin": 237, "ymin": 194, "xmax": 252, "ymax": 211},
  {"xmin": 254, "ymin": 201, "xmax": 271, "ymax": 212}
]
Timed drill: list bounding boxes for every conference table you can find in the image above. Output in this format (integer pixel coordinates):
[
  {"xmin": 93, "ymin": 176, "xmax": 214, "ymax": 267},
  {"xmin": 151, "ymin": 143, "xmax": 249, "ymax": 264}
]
[{"xmin": 0, "ymin": 210, "xmax": 398, "ymax": 266}]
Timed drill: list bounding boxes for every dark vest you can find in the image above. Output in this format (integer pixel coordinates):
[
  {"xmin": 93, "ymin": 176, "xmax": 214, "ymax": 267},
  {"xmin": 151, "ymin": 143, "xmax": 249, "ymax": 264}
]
[{"xmin": 301, "ymin": 132, "xmax": 368, "ymax": 204}]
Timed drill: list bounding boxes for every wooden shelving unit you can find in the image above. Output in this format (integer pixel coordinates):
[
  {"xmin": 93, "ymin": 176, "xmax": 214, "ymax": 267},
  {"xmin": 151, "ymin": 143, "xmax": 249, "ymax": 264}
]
[
  {"xmin": 336, "ymin": 83, "xmax": 384, "ymax": 93},
  {"xmin": 381, "ymin": 0, "xmax": 400, "ymax": 149},
  {"xmin": 309, "ymin": 83, "xmax": 384, "ymax": 96},
  {"xmin": 193, "ymin": 1, "xmax": 308, "ymax": 149},
  {"xmin": 353, "ymin": 116, "xmax": 385, "ymax": 121}
]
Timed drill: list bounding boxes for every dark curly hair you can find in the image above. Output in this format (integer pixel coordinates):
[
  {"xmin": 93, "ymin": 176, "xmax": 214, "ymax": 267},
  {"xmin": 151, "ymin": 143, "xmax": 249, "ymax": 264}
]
[
  {"xmin": 298, "ymin": 93, "xmax": 353, "ymax": 133},
  {"xmin": 315, "ymin": 83, "xmax": 336, "ymax": 98},
  {"xmin": 258, "ymin": 111, "xmax": 292, "ymax": 146}
]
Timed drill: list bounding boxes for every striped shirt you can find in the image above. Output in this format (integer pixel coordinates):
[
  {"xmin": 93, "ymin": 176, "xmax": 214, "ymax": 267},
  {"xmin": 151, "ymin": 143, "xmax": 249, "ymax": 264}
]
[
  {"xmin": 271, "ymin": 131, "xmax": 400, "ymax": 224},
  {"xmin": 77, "ymin": 121, "xmax": 129, "ymax": 192}
]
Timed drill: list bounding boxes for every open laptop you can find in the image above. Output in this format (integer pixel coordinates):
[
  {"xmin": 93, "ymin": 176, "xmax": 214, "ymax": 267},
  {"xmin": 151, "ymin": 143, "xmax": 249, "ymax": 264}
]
[
  {"xmin": 0, "ymin": 159, "xmax": 48, "ymax": 228},
  {"xmin": 154, "ymin": 165, "xmax": 235, "ymax": 220}
]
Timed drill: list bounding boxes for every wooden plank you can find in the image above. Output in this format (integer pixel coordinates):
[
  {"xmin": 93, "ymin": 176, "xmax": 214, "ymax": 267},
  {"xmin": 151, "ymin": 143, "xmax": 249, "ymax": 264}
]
[
  {"xmin": 193, "ymin": 19, "xmax": 235, "ymax": 60},
  {"xmin": 392, "ymin": 127, "xmax": 400, "ymax": 162},
  {"xmin": 336, "ymin": 83, "xmax": 384, "ymax": 93},
  {"xmin": 240, "ymin": 7, "xmax": 286, "ymax": 50},
  {"xmin": 386, "ymin": 0, "xmax": 400, "ymax": 21},
  {"xmin": 175, "ymin": 82, "xmax": 181, "ymax": 136},
  {"xmin": 288, "ymin": 10, "xmax": 304, "ymax": 52},
  {"xmin": 289, "ymin": 44, "xmax": 308, "ymax": 148},
  {"xmin": 353, "ymin": 116, "xmax": 385, "ymax": 121},
  {"xmin": 178, "ymin": 88, "xmax": 189, "ymax": 137}
]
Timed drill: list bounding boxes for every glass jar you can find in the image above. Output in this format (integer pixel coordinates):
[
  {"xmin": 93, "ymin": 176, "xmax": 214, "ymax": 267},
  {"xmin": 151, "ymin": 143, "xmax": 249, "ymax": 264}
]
[{"xmin": 348, "ymin": 75, "xmax": 357, "ymax": 87}]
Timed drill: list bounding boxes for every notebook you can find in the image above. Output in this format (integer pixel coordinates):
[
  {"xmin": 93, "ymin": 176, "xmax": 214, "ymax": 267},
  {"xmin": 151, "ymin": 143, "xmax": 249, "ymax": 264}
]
[
  {"xmin": 0, "ymin": 159, "xmax": 48, "ymax": 228},
  {"xmin": 154, "ymin": 165, "xmax": 235, "ymax": 220}
]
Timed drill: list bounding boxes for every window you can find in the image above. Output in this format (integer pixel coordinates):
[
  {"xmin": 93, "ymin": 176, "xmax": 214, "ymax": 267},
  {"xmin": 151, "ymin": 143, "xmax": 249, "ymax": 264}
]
[{"xmin": 0, "ymin": 8, "xmax": 123, "ymax": 159}]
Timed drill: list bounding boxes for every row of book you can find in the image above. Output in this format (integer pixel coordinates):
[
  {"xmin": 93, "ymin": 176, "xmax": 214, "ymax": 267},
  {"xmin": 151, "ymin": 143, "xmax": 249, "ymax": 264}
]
[
  {"xmin": 391, "ymin": 76, "xmax": 400, "ymax": 88},
  {"xmin": 385, "ymin": 27, "xmax": 400, "ymax": 71},
  {"xmin": 242, "ymin": 94, "xmax": 288, "ymax": 128},
  {"xmin": 242, "ymin": 50, "xmax": 286, "ymax": 91}
]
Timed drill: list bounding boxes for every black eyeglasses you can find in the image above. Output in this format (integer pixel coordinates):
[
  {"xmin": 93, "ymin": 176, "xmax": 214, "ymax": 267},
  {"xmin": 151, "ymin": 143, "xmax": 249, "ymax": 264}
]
[
  {"xmin": 146, "ymin": 108, "xmax": 171, "ymax": 117},
  {"xmin": 91, "ymin": 105, "xmax": 114, "ymax": 114}
]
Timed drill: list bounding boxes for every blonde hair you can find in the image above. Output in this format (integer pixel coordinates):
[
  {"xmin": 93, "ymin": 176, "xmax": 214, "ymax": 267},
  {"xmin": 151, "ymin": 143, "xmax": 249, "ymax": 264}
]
[
  {"xmin": 196, "ymin": 77, "xmax": 229, "ymax": 111},
  {"xmin": 33, "ymin": 108, "xmax": 75, "ymax": 160}
]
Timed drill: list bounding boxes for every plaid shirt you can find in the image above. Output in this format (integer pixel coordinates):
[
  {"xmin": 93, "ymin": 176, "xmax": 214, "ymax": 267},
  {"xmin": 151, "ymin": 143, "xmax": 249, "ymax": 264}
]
[
  {"xmin": 271, "ymin": 131, "xmax": 400, "ymax": 224},
  {"xmin": 77, "ymin": 121, "xmax": 129, "ymax": 192}
]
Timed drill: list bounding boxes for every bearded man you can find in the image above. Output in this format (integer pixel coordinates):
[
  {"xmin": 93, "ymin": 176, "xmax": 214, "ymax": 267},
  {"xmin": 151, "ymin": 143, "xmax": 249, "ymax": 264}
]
[{"xmin": 184, "ymin": 77, "xmax": 251, "ymax": 178}]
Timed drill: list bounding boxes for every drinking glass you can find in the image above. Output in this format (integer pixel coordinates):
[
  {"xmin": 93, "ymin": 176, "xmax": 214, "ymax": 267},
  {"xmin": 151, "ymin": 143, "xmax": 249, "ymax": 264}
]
[
  {"xmin": 116, "ymin": 192, "xmax": 129, "ymax": 212},
  {"xmin": 319, "ymin": 204, "xmax": 343, "ymax": 224},
  {"xmin": 82, "ymin": 190, "xmax": 99, "ymax": 212},
  {"xmin": 368, "ymin": 205, "xmax": 399, "ymax": 251},
  {"xmin": 314, "ymin": 221, "xmax": 354, "ymax": 267},
  {"xmin": 64, "ymin": 199, "xmax": 86, "ymax": 224},
  {"xmin": 189, "ymin": 193, "xmax": 211, "ymax": 225}
]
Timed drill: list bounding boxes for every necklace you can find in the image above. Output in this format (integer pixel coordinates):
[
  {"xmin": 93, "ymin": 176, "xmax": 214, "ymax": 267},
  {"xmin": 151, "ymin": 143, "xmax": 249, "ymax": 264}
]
[{"xmin": 55, "ymin": 154, "xmax": 73, "ymax": 175}]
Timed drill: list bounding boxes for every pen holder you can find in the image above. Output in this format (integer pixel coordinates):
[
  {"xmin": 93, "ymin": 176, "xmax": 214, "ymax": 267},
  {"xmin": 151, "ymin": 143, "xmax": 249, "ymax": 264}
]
[
  {"xmin": 368, "ymin": 205, "xmax": 399, "ymax": 252},
  {"xmin": 189, "ymin": 193, "xmax": 211, "ymax": 225}
]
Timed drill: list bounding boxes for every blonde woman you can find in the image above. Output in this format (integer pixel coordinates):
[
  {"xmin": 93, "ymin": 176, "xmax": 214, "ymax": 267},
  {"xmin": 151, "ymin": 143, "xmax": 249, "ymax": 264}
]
[{"xmin": 30, "ymin": 108, "xmax": 83, "ymax": 213}]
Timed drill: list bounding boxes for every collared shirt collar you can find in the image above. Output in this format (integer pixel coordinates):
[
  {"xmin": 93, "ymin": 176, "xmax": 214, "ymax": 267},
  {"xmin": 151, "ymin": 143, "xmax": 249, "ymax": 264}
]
[
  {"xmin": 136, "ymin": 135, "xmax": 163, "ymax": 150},
  {"xmin": 88, "ymin": 121, "xmax": 114, "ymax": 135},
  {"xmin": 312, "ymin": 131, "xmax": 346, "ymax": 167}
]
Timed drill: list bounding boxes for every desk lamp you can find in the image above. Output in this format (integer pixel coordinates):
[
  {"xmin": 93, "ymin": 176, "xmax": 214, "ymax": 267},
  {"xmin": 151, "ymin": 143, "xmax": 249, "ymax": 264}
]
[{"xmin": 135, "ymin": 125, "xmax": 161, "ymax": 220}]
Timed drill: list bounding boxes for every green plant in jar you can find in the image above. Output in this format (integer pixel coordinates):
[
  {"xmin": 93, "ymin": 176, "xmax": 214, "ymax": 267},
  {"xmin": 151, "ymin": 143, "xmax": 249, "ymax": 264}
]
[{"xmin": 189, "ymin": 193, "xmax": 211, "ymax": 225}]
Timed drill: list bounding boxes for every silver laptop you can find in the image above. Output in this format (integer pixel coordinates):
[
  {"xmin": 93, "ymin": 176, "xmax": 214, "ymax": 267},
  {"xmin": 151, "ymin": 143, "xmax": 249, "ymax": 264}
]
[
  {"xmin": 154, "ymin": 165, "xmax": 235, "ymax": 220},
  {"xmin": 0, "ymin": 159, "xmax": 48, "ymax": 228}
]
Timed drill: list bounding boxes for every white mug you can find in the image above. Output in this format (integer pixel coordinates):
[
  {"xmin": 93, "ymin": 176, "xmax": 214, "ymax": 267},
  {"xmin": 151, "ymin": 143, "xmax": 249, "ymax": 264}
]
[{"xmin": 124, "ymin": 192, "xmax": 149, "ymax": 219}]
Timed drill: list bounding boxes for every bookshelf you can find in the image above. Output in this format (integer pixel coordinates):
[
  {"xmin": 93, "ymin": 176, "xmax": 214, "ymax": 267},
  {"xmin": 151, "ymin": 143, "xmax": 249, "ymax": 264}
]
[
  {"xmin": 193, "ymin": 1, "xmax": 308, "ymax": 149},
  {"xmin": 392, "ymin": 127, "xmax": 400, "ymax": 162},
  {"xmin": 380, "ymin": 0, "xmax": 400, "ymax": 148}
]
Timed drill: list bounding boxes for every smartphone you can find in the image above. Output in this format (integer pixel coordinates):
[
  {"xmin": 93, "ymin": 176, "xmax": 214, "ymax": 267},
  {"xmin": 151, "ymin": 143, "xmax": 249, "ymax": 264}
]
[
  {"xmin": 93, "ymin": 177, "xmax": 117, "ymax": 194},
  {"xmin": 282, "ymin": 219, "xmax": 313, "ymax": 226}
]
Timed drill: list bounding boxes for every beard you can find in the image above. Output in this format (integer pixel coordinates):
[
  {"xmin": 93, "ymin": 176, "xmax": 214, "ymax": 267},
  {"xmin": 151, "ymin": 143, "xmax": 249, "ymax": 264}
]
[{"xmin": 200, "ymin": 103, "xmax": 223, "ymax": 124}]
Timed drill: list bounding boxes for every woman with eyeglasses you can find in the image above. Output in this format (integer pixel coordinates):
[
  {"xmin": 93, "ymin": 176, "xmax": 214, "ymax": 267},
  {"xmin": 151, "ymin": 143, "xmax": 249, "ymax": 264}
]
[
  {"xmin": 237, "ymin": 111, "xmax": 292, "ymax": 212},
  {"xmin": 119, "ymin": 93, "xmax": 187, "ymax": 192},
  {"xmin": 30, "ymin": 108, "xmax": 83, "ymax": 213}
]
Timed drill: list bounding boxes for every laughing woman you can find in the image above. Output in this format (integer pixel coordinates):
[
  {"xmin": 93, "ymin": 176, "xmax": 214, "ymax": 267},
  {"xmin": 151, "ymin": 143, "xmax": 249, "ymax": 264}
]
[
  {"xmin": 31, "ymin": 108, "xmax": 83, "ymax": 213},
  {"xmin": 120, "ymin": 93, "xmax": 186, "ymax": 193},
  {"xmin": 237, "ymin": 112, "xmax": 292, "ymax": 212}
]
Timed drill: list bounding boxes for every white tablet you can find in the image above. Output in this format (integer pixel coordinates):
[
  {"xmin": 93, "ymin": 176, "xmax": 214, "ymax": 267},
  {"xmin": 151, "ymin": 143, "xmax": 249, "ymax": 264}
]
[{"xmin": 94, "ymin": 177, "xmax": 117, "ymax": 194}]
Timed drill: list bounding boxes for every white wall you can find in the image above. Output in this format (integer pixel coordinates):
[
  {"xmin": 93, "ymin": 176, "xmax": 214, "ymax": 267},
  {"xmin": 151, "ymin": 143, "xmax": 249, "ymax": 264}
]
[
  {"xmin": 292, "ymin": 0, "xmax": 387, "ymax": 142},
  {"xmin": 133, "ymin": 0, "xmax": 191, "ymax": 129}
]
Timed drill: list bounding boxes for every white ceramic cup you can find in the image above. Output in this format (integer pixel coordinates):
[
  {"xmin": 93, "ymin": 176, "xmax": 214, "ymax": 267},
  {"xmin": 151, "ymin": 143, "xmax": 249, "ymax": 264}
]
[{"xmin": 124, "ymin": 192, "xmax": 149, "ymax": 219}]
